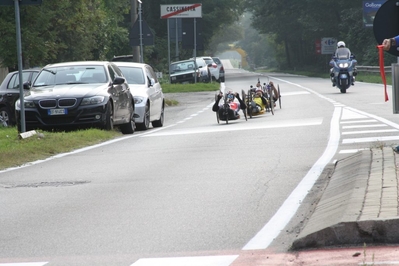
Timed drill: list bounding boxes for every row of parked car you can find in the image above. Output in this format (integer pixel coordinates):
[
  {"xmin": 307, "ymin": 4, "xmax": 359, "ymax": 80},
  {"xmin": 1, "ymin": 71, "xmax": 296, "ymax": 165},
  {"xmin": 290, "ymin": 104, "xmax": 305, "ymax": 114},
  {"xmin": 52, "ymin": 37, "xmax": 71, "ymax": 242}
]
[
  {"xmin": 0, "ymin": 59, "xmax": 165, "ymax": 134},
  {"xmin": 169, "ymin": 56, "xmax": 225, "ymax": 84}
]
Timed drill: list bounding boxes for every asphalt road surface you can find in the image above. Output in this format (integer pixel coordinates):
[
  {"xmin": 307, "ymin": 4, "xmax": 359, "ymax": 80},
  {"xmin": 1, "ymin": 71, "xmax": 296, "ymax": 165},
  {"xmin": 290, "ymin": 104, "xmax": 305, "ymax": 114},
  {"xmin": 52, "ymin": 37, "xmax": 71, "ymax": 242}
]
[{"xmin": 1, "ymin": 65, "xmax": 399, "ymax": 265}]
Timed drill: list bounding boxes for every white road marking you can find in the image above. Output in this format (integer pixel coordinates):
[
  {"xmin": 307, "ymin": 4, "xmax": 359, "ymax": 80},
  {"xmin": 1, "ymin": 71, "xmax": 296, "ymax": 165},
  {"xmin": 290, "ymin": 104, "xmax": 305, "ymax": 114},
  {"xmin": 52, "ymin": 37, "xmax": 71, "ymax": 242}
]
[
  {"xmin": 343, "ymin": 135, "xmax": 399, "ymax": 144},
  {"xmin": 0, "ymin": 263, "xmax": 48, "ymax": 266},
  {"xmin": 342, "ymin": 129, "xmax": 398, "ymax": 135},
  {"xmin": 141, "ymin": 118, "xmax": 323, "ymax": 137},
  {"xmin": 342, "ymin": 124, "xmax": 387, "ymax": 129},
  {"xmin": 341, "ymin": 108, "xmax": 367, "ymax": 120},
  {"xmin": 339, "ymin": 149, "xmax": 368, "ymax": 154},
  {"xmin": 130, "ymin": 255, "xmax": 239, "ymax": 266},
  {"xmin": 340, "ymin": 119, "xmax": 377, "ymax": 124}
]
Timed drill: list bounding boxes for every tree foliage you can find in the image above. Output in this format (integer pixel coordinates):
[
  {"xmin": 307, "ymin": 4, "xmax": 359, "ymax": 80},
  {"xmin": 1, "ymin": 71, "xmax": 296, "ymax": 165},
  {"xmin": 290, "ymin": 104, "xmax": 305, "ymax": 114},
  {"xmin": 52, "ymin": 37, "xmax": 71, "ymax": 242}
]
[{"xmin": 0, "ymin": 0, "xmax": 392, "ymax": 73}]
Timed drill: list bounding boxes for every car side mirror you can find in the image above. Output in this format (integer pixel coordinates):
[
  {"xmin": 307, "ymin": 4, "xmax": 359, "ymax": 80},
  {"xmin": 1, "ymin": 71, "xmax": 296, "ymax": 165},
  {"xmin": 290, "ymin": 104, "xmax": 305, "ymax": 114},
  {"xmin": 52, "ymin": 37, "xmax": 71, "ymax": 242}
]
[
  {"xmin": 23, "ymin": 81, "xmax": 31, "ymax": 90},
  {"xmin": 113, "ymin": 76, "xmax": 125, "ymax": 85},
  {"xmin": 149, "ymin": 78, "xmax": 155, "ymax": 87}
]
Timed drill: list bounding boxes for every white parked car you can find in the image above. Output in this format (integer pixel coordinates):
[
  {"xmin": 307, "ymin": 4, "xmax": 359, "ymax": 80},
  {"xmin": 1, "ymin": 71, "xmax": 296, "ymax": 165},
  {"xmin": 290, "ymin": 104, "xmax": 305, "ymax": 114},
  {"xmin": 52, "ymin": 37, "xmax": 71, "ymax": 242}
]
[
  {"xmin": 191, "ymin": 57, "xmax": 211, "ymax": 83},
  {"xmin": 197, "ymin": 56, "xmax": 221, "ymax": 82},
  {"xmin": 113, "ymin": 62, "xmax": 164, "ymax": 130}
]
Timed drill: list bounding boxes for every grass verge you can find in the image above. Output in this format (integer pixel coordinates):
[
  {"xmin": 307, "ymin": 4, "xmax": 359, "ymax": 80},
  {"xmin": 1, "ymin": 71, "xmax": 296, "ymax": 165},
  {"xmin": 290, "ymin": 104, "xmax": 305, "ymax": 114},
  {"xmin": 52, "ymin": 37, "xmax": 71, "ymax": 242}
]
[{"xmin": 0, "ymin": 82, "xmax": 220, "ymax": 171}]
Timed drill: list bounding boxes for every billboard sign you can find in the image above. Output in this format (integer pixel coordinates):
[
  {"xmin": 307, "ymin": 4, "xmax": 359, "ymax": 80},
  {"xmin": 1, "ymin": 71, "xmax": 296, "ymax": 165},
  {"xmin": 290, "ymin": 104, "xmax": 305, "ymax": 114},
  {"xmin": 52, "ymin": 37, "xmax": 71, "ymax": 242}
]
[{"xmin": 363, "ymin": 1, "xmax": 386, "ymax": 27}]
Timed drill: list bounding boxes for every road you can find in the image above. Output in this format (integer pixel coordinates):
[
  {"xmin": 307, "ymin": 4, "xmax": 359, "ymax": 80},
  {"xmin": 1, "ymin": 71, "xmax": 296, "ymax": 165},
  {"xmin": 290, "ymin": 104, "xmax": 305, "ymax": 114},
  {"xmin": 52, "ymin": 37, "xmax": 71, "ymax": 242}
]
[{"xmin": 1, "ymin": 65, "xmax": 399, "ymax": 265}]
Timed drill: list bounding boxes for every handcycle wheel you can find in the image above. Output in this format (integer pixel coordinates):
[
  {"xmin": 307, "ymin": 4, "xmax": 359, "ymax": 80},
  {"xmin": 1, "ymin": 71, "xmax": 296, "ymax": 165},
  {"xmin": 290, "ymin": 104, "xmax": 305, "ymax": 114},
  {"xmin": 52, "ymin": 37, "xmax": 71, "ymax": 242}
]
[
  {"xmin": 270, "ymin": 96, "xmax": 275, "ymax": 115},
  {"xmin": 247, "ymin": 89, "xmax": 253, "ymax": 118},
  {"xmin": 278, "ymin": 85, "xmax": 282, "ymax": 109},
  {"xmin": 215, "ymin": 94, "xmax": 220, "ymax": 124},
  {"xmin": 241, "ymin": 90, "xmax": 248, "ymax": 121}
]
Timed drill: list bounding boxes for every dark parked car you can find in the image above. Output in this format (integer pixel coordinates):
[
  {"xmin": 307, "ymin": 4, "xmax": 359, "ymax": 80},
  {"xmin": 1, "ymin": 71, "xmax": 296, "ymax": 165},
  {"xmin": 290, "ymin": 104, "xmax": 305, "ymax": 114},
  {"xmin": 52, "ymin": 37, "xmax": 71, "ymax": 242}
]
[
  {"xmin": 15, "ymin": 61, "xmax": 135, "ymax": 133},
  {"xmin": 169, "ymin": 59, "xmax": 200, "ymax": 84},
  {"xmin": 0, "ymin": 69, "xmax": 39, "ymax": 126}
]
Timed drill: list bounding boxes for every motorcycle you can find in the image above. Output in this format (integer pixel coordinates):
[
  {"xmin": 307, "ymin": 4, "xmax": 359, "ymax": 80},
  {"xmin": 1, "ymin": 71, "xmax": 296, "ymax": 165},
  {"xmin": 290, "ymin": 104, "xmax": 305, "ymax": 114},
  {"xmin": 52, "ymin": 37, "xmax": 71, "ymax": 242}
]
[{"xmin": 330, "ymin": 54, "xmax": 357, "ymax": 93}]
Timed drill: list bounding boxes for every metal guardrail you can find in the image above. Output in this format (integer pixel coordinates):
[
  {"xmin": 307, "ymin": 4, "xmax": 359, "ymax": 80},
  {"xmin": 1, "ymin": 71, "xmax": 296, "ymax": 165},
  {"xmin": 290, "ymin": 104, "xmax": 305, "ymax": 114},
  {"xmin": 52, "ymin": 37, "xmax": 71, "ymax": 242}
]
[{"xmin": 357, "ymin": 65, "xmax": 392, "ymax": 73}]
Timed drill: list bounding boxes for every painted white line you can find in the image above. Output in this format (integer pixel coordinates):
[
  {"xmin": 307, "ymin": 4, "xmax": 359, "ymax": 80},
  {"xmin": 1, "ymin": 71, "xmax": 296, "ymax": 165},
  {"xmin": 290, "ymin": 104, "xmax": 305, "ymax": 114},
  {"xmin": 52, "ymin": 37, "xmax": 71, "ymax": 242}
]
[
  {"xmin": 339, "ymin": 149, "xmax": 368, "ymax": 154},
  {"xmin": 343, "ymin": 135, "xmax": 399, "ymax": 144},
  {"xmin": 0, "ymin": 263, "xmax": 48, "ymax": 266},
  {"xmin": 340, "ymin": 119, "xmax": 377, "ymax": 124},
  {"xmin": 341, "ymin": 108, "xmax": 368, "ymax": 120},
  {"xmin": 141, "ymin": 118, "xmax": 323, "ymax": 137},
  {"xmin": 342, "ymin": 124, "xmax": 387, "ymax": 129},
  {"xmin": 342, "ymin": 129, "xmax": 398, "ymax": 135},
  {"xmin": 130, "ymin": 255, "xmax": 239, "ymax": 266}
]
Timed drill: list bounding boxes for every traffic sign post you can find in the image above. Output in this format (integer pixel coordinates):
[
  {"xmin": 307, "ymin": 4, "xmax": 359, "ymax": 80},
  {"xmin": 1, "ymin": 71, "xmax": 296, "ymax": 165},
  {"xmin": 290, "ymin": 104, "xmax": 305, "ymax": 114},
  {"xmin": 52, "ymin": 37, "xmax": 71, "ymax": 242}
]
[{"xmin": 161, "ymin": 3, "xmax": 202, "ymax": 81}]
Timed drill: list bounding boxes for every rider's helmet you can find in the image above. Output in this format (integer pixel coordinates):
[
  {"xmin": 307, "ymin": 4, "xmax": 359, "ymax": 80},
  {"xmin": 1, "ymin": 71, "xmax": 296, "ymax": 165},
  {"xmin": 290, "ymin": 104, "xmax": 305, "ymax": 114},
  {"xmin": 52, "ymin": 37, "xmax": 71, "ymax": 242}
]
[
  {"xmin": 226, "ymin": 92, "xmax": 235, "ymax": 102},
  {"xmin": 337, "ymin": 41, "xmax": 346, "ymax": 48}
]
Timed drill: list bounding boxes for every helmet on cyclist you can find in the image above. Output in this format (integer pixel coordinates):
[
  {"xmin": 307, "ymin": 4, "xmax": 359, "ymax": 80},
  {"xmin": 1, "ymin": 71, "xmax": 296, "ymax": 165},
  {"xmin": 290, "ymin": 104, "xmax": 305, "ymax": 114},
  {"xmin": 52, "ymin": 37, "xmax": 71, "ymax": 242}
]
[
  {"xmin": 337, "ymin": 41, "xmax": 346, "ymax": 48},
  {"xmin": 226, "ymin": 92, "xmax": 235, "ymax": 102}
]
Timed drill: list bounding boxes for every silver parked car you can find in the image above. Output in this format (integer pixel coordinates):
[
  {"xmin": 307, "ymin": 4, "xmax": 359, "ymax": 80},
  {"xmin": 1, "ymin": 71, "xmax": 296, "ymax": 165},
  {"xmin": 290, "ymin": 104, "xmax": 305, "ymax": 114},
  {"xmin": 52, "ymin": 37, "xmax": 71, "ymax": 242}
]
[
  {"xmin": 113, "ymin": 62, "xmax": 164, "ymax": 130},
  {"xmin": 212, "ymin": 57, "xmax": 225, "ymax": 82},
  {"xmin": 197, "ymin": 56, "xmax": 221, "ymax": 82}
]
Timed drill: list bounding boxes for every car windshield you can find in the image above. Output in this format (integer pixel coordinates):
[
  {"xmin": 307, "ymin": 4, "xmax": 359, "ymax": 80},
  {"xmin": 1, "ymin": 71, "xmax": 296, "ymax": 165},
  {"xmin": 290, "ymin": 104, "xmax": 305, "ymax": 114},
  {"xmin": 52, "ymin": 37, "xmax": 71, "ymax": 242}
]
[
  {"xmin": 170, "ymin": 61, "xmax": 196, "ymax": 74},
  {"xmin": 203, "ymin": 58, "xmax": 214, "ymax": 65},
  {"xmin": 118, "ymin": 66, "xmax": 145, "ymax": 85},
  {"xmin": 195, "ymin": 59, "xmax": 206, "ymax": 67},
  {"xmin": 33, "ymin": 65, "xmax": 108, "ymax": 87},
  {"xmin": 212, "ymin": 58, "xmax": 221, "ymax": 64}
]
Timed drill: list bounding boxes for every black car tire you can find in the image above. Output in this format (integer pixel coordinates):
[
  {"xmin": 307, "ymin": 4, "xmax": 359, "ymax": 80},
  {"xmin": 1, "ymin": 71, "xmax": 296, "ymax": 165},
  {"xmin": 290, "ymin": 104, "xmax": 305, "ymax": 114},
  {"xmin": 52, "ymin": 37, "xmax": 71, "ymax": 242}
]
[
  {"xmin": 120, "ymin": 110, "xmax": 135, "ymax": 134},
  {"xmin": 103, "ymin": 101, "xmax": 114, "ymax": 131},
  {"xmin": 137, "ymin": 104, "xmax": 150, "ymax": 130},
  {"xmin": 0, "ymin": 107, "xmax": 10, "ymax": 127},
  {"xmin": 152, "ymin": 104, "xmax": 164, "ymax": 128}
]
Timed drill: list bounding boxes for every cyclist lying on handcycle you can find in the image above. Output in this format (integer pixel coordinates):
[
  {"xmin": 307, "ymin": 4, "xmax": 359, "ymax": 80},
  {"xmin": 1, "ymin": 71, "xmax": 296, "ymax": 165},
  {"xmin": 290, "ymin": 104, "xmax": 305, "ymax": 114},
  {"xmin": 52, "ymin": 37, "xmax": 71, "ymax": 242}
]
[
  {"xmin": 248, "ymin": 86, "xmax": 269, "ymax": 115},
  {"xmin": 264, "ymin": 81, "xmax": 280, "ymax": 104},
  {"xmin": 212, "ymin": 91, "xmax": 246, "ymax": 120}
]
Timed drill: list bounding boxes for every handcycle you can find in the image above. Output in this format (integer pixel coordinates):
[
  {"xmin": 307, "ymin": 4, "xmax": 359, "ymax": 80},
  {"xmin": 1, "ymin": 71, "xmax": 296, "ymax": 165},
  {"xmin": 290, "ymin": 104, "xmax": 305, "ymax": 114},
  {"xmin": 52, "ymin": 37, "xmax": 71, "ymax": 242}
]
[
  {"xmin": 243, "ymin": 78, "xmax": 276, "ymax": 118},
  {"xmin": 215, "ymin": 91, "xmax": 247, "ymax": 124}
]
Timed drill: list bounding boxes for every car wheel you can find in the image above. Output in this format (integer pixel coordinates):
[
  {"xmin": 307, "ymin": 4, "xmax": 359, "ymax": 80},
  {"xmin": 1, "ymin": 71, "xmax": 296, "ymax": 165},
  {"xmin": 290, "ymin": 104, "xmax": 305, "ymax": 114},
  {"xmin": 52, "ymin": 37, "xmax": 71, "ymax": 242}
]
[
  {"xmin": 0, "ymin": 107, "xmax": 10, "ymax": 127},
  {"xmin": 152, "ymin": 104, "xmax": 164, "ymax": 128},
  {"xmin": 103, "ymin": 101, "xmax": 114, "ymax": 131},
  {"xmin": 137, "ymin": 104, "xmax": 150, "ymax": 130},
  {"xmin": 120, "ymin": 110, "xmax": 135, "ymax": 134}
]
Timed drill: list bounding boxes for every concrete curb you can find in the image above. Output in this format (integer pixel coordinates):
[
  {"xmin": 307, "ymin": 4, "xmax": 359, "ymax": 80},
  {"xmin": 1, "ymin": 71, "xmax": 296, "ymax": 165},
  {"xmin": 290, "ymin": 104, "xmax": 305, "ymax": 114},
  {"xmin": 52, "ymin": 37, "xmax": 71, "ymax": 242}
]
[{"xmin": 292, "ymin": 147, "xmax": 399, "ymax": 250}]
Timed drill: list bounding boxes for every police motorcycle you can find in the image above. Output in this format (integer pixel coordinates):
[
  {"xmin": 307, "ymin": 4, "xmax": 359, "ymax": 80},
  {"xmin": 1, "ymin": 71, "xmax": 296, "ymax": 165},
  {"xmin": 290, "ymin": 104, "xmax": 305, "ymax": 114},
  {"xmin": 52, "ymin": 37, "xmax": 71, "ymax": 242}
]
[{"xmin": 329, "ymin": 49, "xmax": 357, "ymax": 94}]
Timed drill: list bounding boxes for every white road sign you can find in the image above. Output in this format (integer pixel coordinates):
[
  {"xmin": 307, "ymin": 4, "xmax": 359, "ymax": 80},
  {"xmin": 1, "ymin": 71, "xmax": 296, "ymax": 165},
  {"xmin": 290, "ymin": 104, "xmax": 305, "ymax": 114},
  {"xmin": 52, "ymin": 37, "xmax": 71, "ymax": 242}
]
[
  {"xmin": 321, "ymin": 37, "xmax": 337, "ymax": 55},
  {"xmin": 160, "ymin": 3, "xmax": 202, "ymax": 19}
]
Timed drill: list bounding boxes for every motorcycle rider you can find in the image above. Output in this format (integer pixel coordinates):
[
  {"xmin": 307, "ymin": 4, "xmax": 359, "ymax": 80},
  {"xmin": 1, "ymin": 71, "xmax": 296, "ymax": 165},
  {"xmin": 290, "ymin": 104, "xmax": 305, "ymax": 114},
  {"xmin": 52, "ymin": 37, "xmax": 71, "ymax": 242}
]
[
  {"xmin": 212, "ymin": 90, "xmax": 246, "ymax": 120},
  {"xmin": 329, "ymin": 41, "xmax": 357, "ymax": 86}
]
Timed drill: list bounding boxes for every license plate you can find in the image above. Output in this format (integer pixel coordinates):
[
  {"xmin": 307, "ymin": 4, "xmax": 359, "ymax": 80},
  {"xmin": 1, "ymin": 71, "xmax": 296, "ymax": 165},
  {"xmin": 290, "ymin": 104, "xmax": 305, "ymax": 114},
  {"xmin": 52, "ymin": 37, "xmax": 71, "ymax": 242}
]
[{"xmin": 48, "ymin": 109, "xmax": 67, "ymax": 115}]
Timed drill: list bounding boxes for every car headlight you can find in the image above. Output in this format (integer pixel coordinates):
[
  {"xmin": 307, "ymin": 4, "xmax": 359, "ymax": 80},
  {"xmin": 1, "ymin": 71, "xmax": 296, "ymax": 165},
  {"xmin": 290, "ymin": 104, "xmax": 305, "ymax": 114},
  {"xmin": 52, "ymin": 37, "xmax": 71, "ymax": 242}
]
[
  {"xmin": 15, "ymin": 99, "xmax": 35, "ymax": 110},
  {"xmin": 134, "ymin": 96, "xmax": 144, "ymax": 104},
  {"xmin": 171, "ymin": 76, "xmax": 176, "ymax": 81},
  {"xmin": 81, "ymin": 96, "xmax": 105, "ymax": 106}
]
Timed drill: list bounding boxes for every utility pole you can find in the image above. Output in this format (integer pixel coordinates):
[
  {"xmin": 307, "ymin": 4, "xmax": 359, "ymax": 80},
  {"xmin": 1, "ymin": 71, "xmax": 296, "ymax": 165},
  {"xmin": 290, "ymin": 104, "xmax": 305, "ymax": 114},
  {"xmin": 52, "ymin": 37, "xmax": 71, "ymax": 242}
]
[{"xmin": 130, "ymin": 0, "xmax": 140, "ymax": 62}]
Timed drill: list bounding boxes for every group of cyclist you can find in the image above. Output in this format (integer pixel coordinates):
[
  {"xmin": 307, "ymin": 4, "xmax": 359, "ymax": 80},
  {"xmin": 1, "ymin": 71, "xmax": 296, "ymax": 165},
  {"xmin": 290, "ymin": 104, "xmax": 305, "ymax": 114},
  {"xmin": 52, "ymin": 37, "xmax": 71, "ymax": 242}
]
[{"xmin": 212, "ymin": 80, "xmax": 280, "ymax": 121}]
